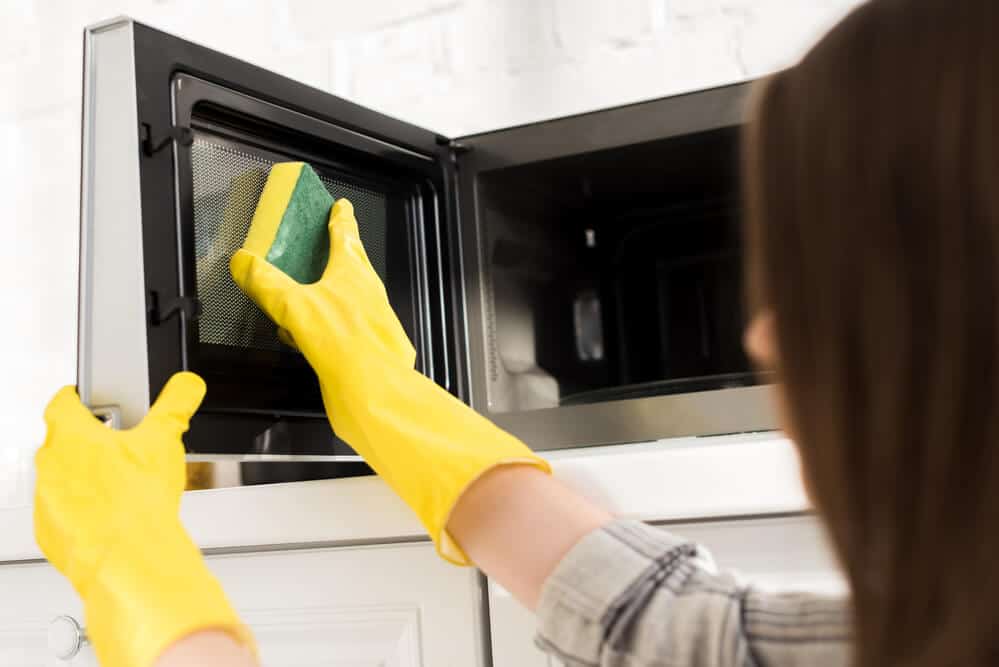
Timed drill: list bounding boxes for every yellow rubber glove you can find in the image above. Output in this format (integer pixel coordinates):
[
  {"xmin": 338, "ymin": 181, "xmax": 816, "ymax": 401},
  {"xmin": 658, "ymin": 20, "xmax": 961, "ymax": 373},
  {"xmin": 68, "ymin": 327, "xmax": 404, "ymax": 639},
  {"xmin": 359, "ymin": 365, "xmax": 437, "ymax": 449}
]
[
  {"xmin": 231, "ymin": 197, "xmax": 551, "ymax": 565},
  {"xmin": 35, "ymin": 372, "xmax": 256, "ymax": 667}
]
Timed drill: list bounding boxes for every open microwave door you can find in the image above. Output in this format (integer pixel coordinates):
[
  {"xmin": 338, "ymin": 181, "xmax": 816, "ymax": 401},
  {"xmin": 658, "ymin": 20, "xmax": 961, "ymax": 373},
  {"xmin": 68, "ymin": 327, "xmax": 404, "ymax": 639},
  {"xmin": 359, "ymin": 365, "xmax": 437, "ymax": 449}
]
[{"xmin": 79, "ymin": 19, "xmax": 464, "ymax": 458}]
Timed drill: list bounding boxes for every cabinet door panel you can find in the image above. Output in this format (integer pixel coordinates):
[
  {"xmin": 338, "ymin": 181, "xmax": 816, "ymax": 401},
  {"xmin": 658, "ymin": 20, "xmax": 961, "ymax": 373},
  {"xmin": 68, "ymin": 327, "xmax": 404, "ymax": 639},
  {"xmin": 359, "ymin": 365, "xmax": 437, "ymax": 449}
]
[
  {"xmin": 0, "ymin": 541, "xmax": 483, "ymax": 667},
  {"xmin": 207, "ymin": 542, "xmax": 484, "ymax": 667},
  {"xmin": 0, "ymin": 562, "xmax": 96, "ymax": 666},
  {"xmin": 489, "ymin": 515, "xmax": 843, "ymax": 667}
]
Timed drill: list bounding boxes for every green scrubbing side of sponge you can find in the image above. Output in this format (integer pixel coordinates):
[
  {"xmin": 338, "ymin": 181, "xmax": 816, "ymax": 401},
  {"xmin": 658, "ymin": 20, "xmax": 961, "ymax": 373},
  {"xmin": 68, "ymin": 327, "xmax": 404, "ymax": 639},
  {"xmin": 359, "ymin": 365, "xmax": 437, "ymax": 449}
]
[{"xmin": 246, "ymin": 162, "xmax": 334, "ymax": 285}]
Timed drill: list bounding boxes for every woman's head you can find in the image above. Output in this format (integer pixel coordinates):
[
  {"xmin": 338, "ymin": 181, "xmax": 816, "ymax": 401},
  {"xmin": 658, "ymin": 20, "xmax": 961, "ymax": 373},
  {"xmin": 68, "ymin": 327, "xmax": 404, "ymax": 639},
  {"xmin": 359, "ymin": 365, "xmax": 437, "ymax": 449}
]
[{"xmin": 743, "ymin": 0, "xmax": 999, "ymax": 664}]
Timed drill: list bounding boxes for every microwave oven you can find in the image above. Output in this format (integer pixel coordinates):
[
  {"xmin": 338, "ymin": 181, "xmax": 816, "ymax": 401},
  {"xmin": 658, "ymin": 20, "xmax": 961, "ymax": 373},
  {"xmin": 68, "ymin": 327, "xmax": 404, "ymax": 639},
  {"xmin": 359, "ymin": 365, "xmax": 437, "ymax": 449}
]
[{"xmin": 78, "ymin": 18, "xmax": 776, "ymax": 465}]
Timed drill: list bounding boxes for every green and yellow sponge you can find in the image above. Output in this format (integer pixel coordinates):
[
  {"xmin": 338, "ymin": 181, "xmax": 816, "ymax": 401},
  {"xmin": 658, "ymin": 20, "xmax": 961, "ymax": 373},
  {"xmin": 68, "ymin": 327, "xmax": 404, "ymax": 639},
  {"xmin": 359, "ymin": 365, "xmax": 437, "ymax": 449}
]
[{"xmin": 241, "ymin": 162, "xmax": 334, "ymax": 284}]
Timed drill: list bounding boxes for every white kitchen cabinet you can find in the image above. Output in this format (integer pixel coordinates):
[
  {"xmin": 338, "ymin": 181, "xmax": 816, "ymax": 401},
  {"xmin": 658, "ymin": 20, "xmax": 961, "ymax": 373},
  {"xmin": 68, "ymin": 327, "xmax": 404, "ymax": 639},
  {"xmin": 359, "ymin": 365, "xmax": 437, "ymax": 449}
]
[
  {"xmin": 0, "ymin": 561, "xmax": 96, "ymax": 666},
  {"xmin": 488, "ymin": 515, "xmax": 845, "ymax": 667},
  {"xmin": 207, "ymin": 541, "xmax": 484, "ymax": 667},
  {"xmin": 0, "ymin": 435, "xmax": 813, "ymax": 667},
  {"xmin": 0, "ymin": 541, "xmax": 482, "ymax": 667}
]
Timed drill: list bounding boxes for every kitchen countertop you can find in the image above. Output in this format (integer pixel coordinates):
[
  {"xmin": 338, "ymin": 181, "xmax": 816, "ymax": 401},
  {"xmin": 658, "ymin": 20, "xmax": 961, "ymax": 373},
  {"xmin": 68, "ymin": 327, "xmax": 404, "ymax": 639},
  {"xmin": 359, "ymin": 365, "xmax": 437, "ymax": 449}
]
[{"xmin": 0, "ymin": 433, "xmax": 808, "ymax": 563}]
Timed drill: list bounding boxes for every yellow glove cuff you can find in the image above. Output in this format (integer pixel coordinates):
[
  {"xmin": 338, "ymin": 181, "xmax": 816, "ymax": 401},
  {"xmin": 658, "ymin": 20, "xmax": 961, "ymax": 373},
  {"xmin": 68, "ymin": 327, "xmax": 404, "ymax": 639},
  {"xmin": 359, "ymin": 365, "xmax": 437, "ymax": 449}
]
[
  {"xmin": 342, "ymin": 364, "xmax": 553, "ymax": 567},
  {"xmin": 84, "ymin": 514, "xmax": 256, "ymax": 667}
]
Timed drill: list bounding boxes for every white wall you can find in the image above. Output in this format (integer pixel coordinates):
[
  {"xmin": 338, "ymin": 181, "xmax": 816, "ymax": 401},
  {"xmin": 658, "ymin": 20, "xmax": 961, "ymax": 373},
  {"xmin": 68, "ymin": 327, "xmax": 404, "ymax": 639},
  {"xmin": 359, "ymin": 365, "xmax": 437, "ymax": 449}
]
[{"xmin": 0, "ymin": 0, "xmax": 863, "ymax": 509}]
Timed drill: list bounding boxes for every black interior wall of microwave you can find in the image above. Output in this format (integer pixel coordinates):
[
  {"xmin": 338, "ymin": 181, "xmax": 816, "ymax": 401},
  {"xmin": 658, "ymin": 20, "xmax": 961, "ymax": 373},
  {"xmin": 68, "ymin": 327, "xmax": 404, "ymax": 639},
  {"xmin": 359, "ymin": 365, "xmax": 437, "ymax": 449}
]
[{"xmin": 476, "ymin": 126, "xmax": 756, "ymax": 408}]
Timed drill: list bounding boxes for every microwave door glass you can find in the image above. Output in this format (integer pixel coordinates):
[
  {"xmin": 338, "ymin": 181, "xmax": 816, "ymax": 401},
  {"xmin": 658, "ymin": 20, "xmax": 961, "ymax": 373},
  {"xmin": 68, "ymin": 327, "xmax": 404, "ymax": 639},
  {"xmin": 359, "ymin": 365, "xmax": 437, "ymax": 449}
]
[
  {"xmin": 168, "ymin": 75, "xmax": 447, "ymax": 456},
  {"xmin": 191, "ymin": 133, "xmax": 389, "ymax": 354}
]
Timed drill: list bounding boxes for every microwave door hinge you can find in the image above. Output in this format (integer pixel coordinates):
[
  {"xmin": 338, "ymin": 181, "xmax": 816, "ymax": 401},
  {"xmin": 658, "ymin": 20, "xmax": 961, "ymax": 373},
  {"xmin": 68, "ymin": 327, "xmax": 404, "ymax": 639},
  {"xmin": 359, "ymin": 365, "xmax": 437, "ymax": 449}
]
[
  {"xmin": 141, "ymin": 123, "xmax": 194, "ymax": 157},
  {"xmin": 148, "ymin": 292, "xmax": 202, "ymax": 326},
  {"xmin": 451, "ymin": 141, "xmax": 471, "ymax": 164},
  {"xmin": 440, "ymin": 139, "xmax": 470, "ymax": 165}
]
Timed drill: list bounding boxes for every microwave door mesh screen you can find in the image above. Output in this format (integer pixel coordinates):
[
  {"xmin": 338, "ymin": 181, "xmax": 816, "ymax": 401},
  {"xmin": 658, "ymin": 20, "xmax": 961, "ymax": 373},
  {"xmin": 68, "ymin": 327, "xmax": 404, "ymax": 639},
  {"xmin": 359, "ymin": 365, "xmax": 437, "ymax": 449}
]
[{"xmin": 190, "ymin": 136, "xmax": 389, "ymax": 351}]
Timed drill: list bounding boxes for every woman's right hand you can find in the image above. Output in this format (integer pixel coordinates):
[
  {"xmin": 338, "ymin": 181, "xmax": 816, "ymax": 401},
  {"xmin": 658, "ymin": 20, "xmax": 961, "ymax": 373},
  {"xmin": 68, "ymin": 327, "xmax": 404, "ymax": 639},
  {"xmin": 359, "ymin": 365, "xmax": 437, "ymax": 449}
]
[
  {"xmin": 230, "ymin": 199, "xmax": 418, "ymax": 414},
  {"xmin": 231, "ymin": 195, "xmax": 551, "ymax": 566}
]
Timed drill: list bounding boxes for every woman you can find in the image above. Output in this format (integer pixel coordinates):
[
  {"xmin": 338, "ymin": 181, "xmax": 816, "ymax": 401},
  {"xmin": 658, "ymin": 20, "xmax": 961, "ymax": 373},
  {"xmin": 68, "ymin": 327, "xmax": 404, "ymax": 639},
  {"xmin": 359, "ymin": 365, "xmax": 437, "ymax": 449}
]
[{"xmin": 34, "ymin": 0, "xmax": 998, "ymax": 664}]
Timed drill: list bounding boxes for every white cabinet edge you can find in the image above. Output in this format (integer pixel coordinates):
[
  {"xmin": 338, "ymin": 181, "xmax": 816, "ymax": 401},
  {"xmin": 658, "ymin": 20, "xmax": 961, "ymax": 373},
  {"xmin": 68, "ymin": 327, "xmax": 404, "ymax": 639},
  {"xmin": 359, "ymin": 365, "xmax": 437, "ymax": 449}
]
[
  {"xmin": 0, "ymin": 432, "xmax": 806, "ymax": 562},
  {"xmin": 548, "ymin": 432, "xmax": 808, "ymax": 521}
]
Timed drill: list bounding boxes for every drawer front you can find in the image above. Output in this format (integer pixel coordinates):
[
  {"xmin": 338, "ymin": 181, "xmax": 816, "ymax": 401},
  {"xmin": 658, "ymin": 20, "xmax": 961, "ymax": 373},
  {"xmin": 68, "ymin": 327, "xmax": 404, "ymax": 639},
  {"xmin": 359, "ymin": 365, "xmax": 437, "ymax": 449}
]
[
  {"xmin": 1, "ymin": 541, "xmax": 485, "ymax": 667},
  {"xmin": 0, "ymin": 562, "xmax": 95, "ymax": 666},
  {"xmin": 207, "ymin": 541, "xmax": 485, "ymax": 667}
]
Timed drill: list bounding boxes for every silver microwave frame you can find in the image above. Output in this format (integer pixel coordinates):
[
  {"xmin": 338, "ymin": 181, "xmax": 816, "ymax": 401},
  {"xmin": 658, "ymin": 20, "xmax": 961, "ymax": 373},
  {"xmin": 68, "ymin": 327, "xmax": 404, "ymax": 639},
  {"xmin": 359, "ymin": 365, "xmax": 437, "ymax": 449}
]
[{"xmin": 78, "ymin": 18, "xmax": 151, "ymax": 428}]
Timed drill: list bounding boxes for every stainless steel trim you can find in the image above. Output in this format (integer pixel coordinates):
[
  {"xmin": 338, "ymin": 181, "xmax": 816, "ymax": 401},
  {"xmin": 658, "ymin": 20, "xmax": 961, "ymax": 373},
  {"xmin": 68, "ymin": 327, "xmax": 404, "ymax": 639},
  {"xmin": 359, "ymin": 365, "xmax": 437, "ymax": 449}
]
[
  {"xmin": 451, "ymin": 159, "xmax": 475, "ymax": 405},
  {"xmin": 81, "ymin": 14, "xmax": 134, "ymax": 33},
  {"xmin": 186, "ymin": 453, "xmax": 364, "ymax": 463},
  {"xmin": 170, "ymin": 76, "xmax": 193, "ymax": 368},
  {"xmin": 0, "ymin": 534, "xmax": 433, "ymax": 565},
  {"xmin": 78, "ymin": 18, "xmax": 150, "ymax": 428},
  {"xmin": 430, "ymin": 193, "xmax": 451, "ymax": 392},
  {"xmin": 473, "ymin": 571, "xmax": 492, "ymax": 667},
  {"xmin": 200, "ymin": 534, "xmax": 430, "ymax": 556},
  {"xmin": 458, "ymin": 82, "xmax": 753, "ymax": 167},
  {"xmin": 174, "ymin": 73, "xmax": 433, "ymax": 163},
  {"xmin": 411, "ymin": 187, "xmax": 434, "ymax": 382},
  {"xmin": 462, "ymin": 176, "xmax": 487, "ymax": 410},
  {"xmin": 490, "ymin": 385, "xmax": 776, "ymax": 451}
]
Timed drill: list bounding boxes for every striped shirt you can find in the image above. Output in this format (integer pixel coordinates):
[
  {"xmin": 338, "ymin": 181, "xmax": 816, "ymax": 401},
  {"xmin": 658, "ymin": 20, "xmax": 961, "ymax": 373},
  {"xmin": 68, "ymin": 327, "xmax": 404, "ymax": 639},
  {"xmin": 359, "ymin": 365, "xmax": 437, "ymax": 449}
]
[{"xmin": 536, "ymin": 519, "xmax": 851, "ymax": 666}]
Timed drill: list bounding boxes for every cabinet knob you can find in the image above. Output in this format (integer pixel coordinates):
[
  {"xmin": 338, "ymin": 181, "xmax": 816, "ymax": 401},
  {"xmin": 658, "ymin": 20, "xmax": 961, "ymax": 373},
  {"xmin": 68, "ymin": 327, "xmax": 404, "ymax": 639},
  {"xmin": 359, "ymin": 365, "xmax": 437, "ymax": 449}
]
[{"xmin": 48, "ymin": 615, "xmax": 87, "ymax": 661}]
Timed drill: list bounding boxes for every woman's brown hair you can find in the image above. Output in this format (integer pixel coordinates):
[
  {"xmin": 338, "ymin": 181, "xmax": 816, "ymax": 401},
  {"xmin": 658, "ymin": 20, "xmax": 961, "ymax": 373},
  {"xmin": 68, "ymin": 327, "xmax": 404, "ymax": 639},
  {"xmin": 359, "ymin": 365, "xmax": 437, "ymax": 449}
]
[{"xmin": 744, "ymin": 0, "xmax": 999, "ymax": 665}]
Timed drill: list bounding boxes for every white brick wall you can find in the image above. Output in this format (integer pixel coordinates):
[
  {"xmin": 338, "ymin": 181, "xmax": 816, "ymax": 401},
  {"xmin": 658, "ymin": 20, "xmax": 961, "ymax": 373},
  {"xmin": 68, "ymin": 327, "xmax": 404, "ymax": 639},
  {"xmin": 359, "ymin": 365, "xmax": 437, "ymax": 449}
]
[{"xmin": 0, "ymin": 0, "xmax": 863, "ymax": 504}]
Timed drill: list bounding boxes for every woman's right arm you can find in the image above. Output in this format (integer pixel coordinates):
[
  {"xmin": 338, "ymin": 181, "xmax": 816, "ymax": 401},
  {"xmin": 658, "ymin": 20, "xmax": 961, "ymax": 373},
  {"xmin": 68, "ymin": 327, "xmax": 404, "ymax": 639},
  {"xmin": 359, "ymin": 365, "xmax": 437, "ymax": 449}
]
[
  {"xmin": 445, "ymin": 464, "xmax": 611, "ymax": 608},
  {"xmin": 155, "ymin": 632, "xmax": 257, "ymax": 667},
  {"xmin": 232, "ymin": 199, "xmax": 850, "ymax": 666},
  {"xmin": 449, "ymin": 466, "xmax": 852, "ymax": 667}
]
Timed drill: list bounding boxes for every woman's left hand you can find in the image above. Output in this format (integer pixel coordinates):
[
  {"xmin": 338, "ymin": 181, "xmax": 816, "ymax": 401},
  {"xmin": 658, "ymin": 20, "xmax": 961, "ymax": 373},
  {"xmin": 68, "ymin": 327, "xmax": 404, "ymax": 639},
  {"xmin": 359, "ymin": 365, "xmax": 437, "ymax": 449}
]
[{"xmin": 35, "ymin": 373, "xmax": 255, "ymax": 667}]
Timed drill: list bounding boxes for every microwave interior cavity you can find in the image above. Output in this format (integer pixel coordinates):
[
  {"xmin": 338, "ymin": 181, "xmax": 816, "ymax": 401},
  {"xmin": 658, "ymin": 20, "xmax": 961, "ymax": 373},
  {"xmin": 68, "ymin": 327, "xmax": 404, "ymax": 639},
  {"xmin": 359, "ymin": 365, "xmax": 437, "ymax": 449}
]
[{"xmin": 477, "ymin": 126, "xmax": 756, "ymax": 414}]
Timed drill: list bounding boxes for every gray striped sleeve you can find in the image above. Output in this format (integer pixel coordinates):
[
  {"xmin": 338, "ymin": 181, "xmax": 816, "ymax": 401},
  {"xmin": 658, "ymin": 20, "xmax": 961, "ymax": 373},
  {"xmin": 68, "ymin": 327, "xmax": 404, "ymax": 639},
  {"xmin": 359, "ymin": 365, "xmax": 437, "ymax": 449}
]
[{"xmin": 535, "ymin": 519, "xmax": 852, "ymax": 667}]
